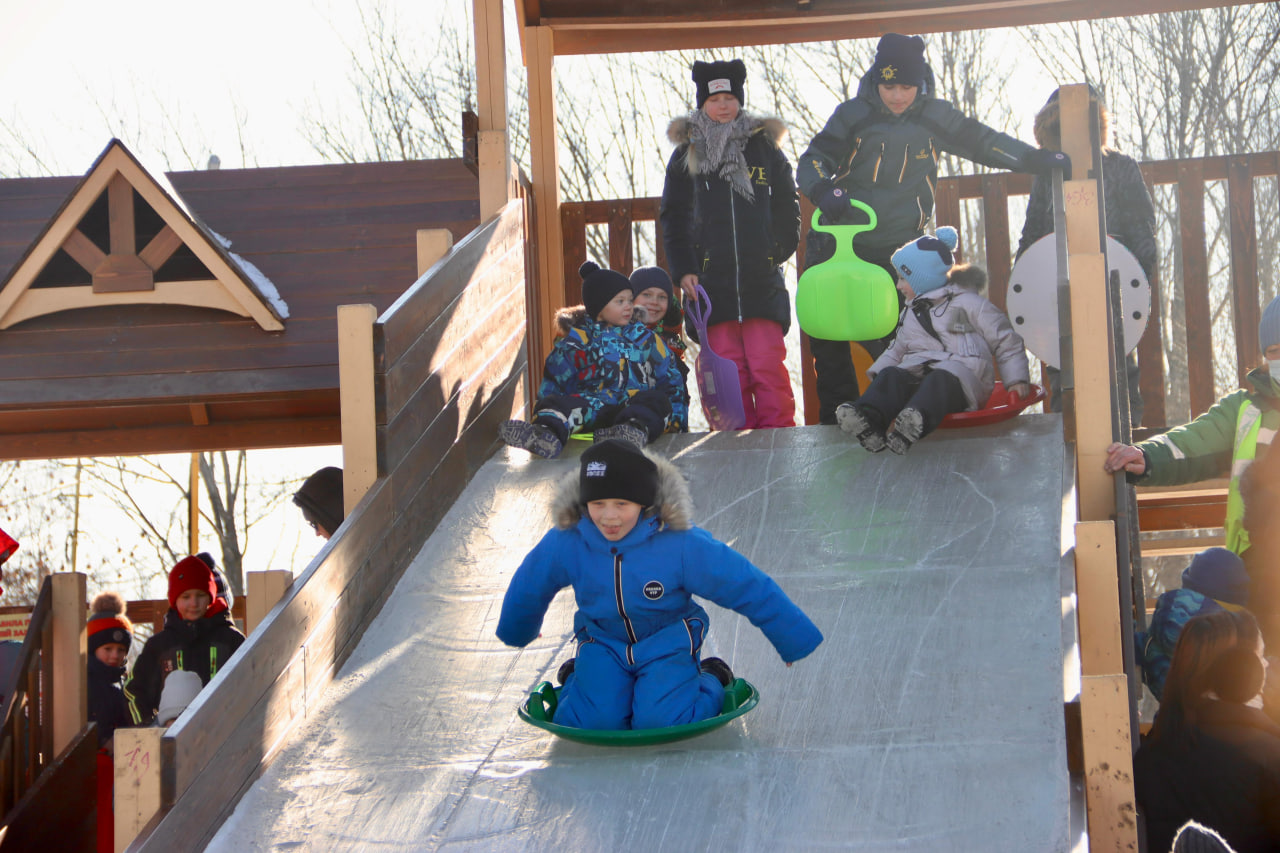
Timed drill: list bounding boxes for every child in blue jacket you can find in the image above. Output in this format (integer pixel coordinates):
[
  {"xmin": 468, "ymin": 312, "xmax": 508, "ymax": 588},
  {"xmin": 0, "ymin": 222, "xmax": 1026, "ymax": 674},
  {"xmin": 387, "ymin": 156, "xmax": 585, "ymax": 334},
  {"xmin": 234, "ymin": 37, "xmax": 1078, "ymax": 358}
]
[
  {"xmin": 500, "ymin": 261, "xmax": 687, "ymax": 458},
  {"xmin": 496, "ymin": 439, "xmax": 822, "ymax": 730}
]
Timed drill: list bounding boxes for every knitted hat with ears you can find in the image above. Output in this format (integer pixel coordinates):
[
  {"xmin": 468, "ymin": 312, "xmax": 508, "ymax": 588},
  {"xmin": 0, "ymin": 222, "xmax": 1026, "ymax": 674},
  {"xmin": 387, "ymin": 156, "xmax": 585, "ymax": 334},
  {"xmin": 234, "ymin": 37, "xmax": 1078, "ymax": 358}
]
[
  {"xmin": 891, "ymin": 226, "xmax": 959, "ymax": 296},
  {"xmin": 692, "ymin": 59, "xmax": 746, "ymax": 109}
]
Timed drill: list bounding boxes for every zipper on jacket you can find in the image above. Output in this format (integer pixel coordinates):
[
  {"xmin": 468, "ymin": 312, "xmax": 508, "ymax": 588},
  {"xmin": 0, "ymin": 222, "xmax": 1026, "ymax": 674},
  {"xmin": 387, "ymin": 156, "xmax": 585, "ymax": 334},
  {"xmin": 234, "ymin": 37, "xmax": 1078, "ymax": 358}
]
[
  {"xmin": 834, "ymin": 138, "xmax": 862, "ymax": 184},
  {"xmin": 613, "ymin": 553, "xmax": 638, "ymax": 665},
  {"xmin": 730, "ymin": 191, "xmax": 744, "ymax": 322},
  {"xmin": 872, "ymin": 143, "xmax": 884, "ymax": 183},
  {"xmin": 898, "ymin": 144, "xmax": 909, "ymax": 183}
]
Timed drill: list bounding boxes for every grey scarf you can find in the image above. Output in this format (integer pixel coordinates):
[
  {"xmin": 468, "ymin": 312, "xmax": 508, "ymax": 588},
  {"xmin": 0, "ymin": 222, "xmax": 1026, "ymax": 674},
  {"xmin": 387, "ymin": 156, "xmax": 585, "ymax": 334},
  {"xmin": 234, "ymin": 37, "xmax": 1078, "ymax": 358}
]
[{"xmin": 688, "ymin": 110, "xmax": 756, "ymax": 201}]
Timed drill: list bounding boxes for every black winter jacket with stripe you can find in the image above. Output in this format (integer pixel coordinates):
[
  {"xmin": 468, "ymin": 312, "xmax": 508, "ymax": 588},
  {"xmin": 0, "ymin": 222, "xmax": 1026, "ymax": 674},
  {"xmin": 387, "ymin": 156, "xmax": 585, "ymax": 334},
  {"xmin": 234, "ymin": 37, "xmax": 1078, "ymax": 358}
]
[{"xmin": 124, "ymin": 604, "xmax": 245, "ymax": 725}]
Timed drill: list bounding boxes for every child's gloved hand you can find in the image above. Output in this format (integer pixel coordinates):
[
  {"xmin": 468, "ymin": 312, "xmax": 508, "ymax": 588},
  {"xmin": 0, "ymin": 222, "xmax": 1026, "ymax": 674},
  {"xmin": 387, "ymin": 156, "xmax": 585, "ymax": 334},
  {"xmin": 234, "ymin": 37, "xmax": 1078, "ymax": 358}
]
[
  {"xmin": 1006, "ymin": 382, "xmax": 1031, "ymax": 402},
  {"xmin": 1023, "ymin": 149, "xmax": 1072, "ymax": 180},
  {"xmin": 815, "ymin": 185, "xmax": 849, "ymax": 222}
]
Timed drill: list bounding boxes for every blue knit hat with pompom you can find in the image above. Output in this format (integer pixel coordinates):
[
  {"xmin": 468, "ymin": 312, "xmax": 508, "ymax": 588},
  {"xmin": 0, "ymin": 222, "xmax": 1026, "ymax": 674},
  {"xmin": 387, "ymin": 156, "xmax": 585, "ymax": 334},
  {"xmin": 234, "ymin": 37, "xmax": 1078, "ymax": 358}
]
[{"xmin": 891, "ymin": 226, "xmax": 958, "ymax": 296}]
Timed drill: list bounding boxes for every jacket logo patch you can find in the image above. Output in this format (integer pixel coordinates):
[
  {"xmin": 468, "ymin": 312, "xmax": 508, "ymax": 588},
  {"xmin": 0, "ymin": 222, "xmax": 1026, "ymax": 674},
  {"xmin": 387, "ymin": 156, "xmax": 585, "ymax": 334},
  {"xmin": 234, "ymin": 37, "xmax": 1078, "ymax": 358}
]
[
  {"xmin": 643, "ymin": 581, "xmax": 664, "ymax": 600},
  {"xmin": 586, "ymin": 461, "xmax": 608, "ymax": 477},
  {"xmin": 915, "ymin": 149, "xmax": 930, "ymax": 159}
]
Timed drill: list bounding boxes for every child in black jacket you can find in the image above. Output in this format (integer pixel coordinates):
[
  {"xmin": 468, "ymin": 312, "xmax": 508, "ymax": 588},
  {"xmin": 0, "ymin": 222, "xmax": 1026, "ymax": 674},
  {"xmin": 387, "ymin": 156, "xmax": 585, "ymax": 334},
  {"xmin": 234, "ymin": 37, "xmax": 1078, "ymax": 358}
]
[
  {"xmin": 87, "ymin": 591, "xmax": 133, "ymax": 748},
  {"xmin": 124, "ymin": 556, "xmax": 245, "ymax": 726}
]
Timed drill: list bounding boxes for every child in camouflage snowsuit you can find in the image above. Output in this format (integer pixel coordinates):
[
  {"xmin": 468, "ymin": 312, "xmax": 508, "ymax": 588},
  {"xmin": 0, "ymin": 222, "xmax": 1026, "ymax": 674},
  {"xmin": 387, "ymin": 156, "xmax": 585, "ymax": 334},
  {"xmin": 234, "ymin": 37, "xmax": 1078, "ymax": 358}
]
[{"xmin": 500, "ymin": 261, "xmax": 687, "ymax": 459}]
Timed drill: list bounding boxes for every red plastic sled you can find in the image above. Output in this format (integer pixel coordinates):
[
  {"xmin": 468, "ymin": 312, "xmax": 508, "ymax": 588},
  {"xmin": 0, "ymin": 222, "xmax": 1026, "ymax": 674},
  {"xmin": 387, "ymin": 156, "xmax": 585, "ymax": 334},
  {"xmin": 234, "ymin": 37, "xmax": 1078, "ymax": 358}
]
[{"xmin": 937, "ymin": 382, "xmax": 1046, "ymax": 429}]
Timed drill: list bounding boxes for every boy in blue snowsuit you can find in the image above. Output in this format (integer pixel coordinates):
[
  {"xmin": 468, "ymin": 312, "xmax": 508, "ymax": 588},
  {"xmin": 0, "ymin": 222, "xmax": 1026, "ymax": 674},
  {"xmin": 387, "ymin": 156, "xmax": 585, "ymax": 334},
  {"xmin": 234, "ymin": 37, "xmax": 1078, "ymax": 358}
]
[
  {"xmin": 500, "ymin": 261, "xmax": 687, "ymax": 458},
  {"xmin": 496, "ymin": 439, "xmax": 823, "ymax": 730},
  {"xmin": 1137, "ymin": 546, "xmax": 1251, "ymax": 701}
]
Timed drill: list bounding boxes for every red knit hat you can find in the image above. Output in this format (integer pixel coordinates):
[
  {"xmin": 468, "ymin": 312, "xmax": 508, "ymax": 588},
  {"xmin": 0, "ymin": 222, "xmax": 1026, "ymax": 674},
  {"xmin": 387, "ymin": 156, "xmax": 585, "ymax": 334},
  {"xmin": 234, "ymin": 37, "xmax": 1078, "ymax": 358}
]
[
  {"xmin": 167, "ymin": 556, "xmax": 217, "ymax": 610},
  {"xmin": 88, "ymin": 591, "xmax": 133, "ymax": 654}
]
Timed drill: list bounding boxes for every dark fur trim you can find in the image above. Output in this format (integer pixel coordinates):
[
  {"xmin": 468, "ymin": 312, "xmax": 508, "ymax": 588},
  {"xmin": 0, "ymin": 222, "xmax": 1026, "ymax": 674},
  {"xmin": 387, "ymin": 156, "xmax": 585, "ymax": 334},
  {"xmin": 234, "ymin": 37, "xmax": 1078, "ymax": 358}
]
[
  {"xmin": 666, "ymin": 113, "xmax": 788, "ymax": 176},
  {"xmin": 946, "ymin": 263, "xmax": 987, "ymax": 293}
]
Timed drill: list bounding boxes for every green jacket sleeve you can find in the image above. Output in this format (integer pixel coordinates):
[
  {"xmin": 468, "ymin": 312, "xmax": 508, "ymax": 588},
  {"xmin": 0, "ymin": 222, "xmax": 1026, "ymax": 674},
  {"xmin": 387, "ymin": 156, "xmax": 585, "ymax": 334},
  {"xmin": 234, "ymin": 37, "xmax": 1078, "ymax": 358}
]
[
  {"xmin": 1132, "ymin": 389, "xmax": 1248, "ymax": 486},
  {"xmin": 918, "ymin": 99, "xmax": 1034, "ymax": 172},
  {"xmin": 795, "ymin": 99, "xmax": 871, "ymax": 200}
]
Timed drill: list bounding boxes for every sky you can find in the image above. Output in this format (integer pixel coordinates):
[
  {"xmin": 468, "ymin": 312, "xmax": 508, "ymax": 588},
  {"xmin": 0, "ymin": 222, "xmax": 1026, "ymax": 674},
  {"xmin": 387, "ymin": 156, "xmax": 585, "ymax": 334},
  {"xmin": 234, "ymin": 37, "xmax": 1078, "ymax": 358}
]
[{"xmin": 0, "ymin": 0, "xmax": 455, "ymax": 174}]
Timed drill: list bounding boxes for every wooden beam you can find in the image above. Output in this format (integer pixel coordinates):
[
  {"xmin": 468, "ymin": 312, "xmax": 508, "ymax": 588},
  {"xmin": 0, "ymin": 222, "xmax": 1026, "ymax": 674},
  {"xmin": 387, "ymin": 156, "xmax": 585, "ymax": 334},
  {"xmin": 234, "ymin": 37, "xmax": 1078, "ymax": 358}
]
[
  {"xmin": 50, "ymin": 571, "xmax": 87, "ymax": 757},
  {"xmin": 526, "ymin": 25, "xmax": 562, "ymax": 376},
  {"xmin": 474, "ymin": 0, "xmax": 513, "ymax": 220},
  {"xmin": 2, "ymin": 279, "xmax": 261, "ymax": 329},
  {"xmin": 246, "ymin": 570, "xmax": 292, "ymax": 635},
  {"xmin": 113, "ymin": 727, "xmax": 164, "ymax": 852},
  {"xmin": 108, "ymin": 173, "xmax": 135, "ymax": 255},
  {"xmin": 416, "ymin": 229, "xmax": 453, "ymax": 278},
  {"xmin": 61, "ymin": 229, "xmax": 106, "ymax": 273},
  {"xmin": 338, "ymin": 304, "xmax": 378, "ymax": 516},
  {"xmin": 138, "ymin": 225, "xmax": 183, "ymax": 271},
  {"xmin": 526, "ymin": 0, "xmax": 1242, "ymax": 55}
]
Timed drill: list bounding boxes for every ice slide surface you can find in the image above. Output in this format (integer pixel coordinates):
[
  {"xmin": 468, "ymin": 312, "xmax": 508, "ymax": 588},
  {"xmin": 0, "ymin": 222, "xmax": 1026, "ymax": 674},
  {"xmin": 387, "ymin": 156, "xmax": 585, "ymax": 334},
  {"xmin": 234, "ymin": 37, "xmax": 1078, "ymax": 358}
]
[{"xmin": 209, "ymin": 417, "xmax": 1075, "ymax": 852}]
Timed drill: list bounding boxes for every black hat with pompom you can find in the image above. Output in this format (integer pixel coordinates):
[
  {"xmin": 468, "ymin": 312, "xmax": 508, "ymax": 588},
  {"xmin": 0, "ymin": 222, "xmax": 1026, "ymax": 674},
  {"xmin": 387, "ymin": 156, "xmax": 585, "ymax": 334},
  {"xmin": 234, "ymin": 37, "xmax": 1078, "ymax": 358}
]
[{"xmin": 580, "ymin": 260, "xmax": 634, "ymax": 321}]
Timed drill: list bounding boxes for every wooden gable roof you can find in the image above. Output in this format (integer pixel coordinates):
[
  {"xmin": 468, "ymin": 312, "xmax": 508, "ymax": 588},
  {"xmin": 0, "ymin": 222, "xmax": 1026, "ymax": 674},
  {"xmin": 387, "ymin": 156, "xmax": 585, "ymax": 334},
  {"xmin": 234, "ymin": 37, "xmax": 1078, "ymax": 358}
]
[
  {"xmin": 517, "ymin": 0, "xmax": 1247, "ymax": 54},
  {"xmin": 0, "ymin": 140, "xmax": 284, "ymax": 331},
  {"xmin": 0, "ymin": 151, "xmax": 480, "ymax": 460}
]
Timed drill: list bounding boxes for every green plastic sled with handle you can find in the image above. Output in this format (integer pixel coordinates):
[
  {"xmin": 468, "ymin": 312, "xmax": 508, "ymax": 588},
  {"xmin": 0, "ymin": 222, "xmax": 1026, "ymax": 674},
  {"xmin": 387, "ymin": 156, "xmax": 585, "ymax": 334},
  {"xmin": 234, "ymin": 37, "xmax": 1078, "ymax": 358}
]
[
  {"xmin": 517, "ymin": 677, "xmax": 759, "ymax": 746},
  {"xmin": 796, "ymin": 199, "xmax": 899, "ymax": 341}
]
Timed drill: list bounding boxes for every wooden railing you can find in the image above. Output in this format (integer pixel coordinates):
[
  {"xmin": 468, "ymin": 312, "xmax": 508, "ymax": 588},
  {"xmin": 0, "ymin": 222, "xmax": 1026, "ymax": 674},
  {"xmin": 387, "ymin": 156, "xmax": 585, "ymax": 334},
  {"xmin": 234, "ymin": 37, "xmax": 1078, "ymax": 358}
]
[
  {"xmin": 560, "ymin": 151, "xmax": 1280, "ymax": 433},
  {"xmin": 122, "ymin": 195, "xmax": 532, "ymax": 851},
  {"xmin": 0, "ymin": 572, "xmax": 97, "ymax": 851}
]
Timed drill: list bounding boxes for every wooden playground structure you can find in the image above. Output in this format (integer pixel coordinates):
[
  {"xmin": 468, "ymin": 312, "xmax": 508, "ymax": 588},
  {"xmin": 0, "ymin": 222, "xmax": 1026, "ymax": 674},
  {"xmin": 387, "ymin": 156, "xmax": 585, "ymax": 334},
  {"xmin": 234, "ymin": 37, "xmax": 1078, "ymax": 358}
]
[{"xmin": 0, "ymin": 1, "xmax": 1271, "ymax": 850}]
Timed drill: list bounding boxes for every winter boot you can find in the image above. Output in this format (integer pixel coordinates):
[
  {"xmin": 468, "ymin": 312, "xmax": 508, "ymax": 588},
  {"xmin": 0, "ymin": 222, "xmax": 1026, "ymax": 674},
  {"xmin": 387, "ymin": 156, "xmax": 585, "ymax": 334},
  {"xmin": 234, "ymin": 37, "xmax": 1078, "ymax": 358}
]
[
  {"xmin": 835, "ymin": 403, "xmax": 886, "ymax": 453},
  {"xmin": 499, "ymin": 420, "xmax": 563, "ymax": 459},
  {"xmin": 593, "ymin": 421, "xmax": 648, "ymax": 449},
  {"xmin": 556, "ymin": 658, "xmax": 575, "ymax": 686},
  {"xmin": 886, "ymin": 407, "xmax": 925, "ymax": 456},
  {"xmin": 700, "ymin": 656, "xmax": 735, "ymax": 687}
]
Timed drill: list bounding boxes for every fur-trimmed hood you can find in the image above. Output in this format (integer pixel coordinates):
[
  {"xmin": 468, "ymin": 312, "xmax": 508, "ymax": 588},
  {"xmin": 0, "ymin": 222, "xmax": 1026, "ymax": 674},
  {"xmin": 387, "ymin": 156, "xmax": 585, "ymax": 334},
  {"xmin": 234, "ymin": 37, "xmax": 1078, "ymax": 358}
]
[
  {"xmin": 942, "ymin": 263, "xmax": 987, "ymax": 294},
  {"xmin": 550, "ymin": 449, "xmax": 693, "ymax": 532},
  {"xmin": 666, "ymin": 114, "xmax": 787, "ymax": 174}
]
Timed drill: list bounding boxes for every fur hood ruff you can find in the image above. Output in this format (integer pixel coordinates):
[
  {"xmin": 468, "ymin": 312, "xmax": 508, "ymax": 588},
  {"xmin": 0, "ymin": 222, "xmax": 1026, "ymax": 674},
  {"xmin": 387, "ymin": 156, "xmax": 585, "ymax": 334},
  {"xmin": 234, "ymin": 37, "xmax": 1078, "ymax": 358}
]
[
  {"xmin": 666, "ymin": 114, "xmax": 787, "ymax": 175},
  {"xmin": 550, "ymin": 449, "xmax": 693, "ymax": 532}
]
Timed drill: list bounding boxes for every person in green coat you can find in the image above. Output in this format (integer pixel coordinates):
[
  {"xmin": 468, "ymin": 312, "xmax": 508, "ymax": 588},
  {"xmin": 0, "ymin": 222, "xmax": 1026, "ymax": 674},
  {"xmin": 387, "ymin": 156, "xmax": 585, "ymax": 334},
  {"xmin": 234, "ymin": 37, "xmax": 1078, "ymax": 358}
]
[{"xmin": 1104, "ymin": 293, "xmax": 1279, "ymax": 641}]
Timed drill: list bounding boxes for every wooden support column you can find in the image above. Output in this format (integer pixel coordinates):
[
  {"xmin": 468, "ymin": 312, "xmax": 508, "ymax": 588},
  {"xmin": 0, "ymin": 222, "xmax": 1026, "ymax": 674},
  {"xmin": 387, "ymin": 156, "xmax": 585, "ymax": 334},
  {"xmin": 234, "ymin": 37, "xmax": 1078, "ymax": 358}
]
[
  {"xmin": 525, "ymin": 24, "xmax": 562, "ymax": 377},
  {"xmin": 113, "ymin": 727, "xmax": 163, "ymax": 852},
  {"xmin": 474, "ymin": 0, "xmax": 513, "ymax": 221},
  {"xmin": 338, "ymin": 304, "xmax": 378, "ymax": 518},
  {"xmin": 51, "ymin": 571, "xmax": 87, "ymax": 756},
  {"xmin": 246, "ymin": 570, "xmax": 293, "ymax": 635},
  {"xmin": 1075, "ymin": 522, "xmax": 1138, "ymax": 851},
  {"xmin": 1059, "ymin": 83, "xmax": 1138, "ymax": 852},
  {"xmin": 417, "ymin": 229, "xmax": 454, "ymax": 278}
]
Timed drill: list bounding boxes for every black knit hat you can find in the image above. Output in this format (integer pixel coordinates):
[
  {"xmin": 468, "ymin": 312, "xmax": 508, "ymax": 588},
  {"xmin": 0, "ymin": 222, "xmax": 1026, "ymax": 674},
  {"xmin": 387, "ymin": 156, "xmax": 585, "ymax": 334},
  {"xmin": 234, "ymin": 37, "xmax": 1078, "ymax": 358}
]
[
  {"xmin": 692, "ymin": 59, "xmax": 746, "ymax": 109},
  {"xmin": 88, "ymin": 591, "xmax": 133, "ymax": 655},
  {"xmin": 293, "ymin": 466, "xmax": 345, "ymax": 536},
  {"xmin": 629, "ymin": 266, "xmax": 674, "ymax": 302},
  {"xmin": 871, "ymin": 33, "xmax": 926, "ymax": 88},
  {"xmin": 580, "ymin": 261, "xmax": 633, "ymax": 321},
  {"xmin": 580, "ymin": 439, "xmax": 659, "ymax": 507}
]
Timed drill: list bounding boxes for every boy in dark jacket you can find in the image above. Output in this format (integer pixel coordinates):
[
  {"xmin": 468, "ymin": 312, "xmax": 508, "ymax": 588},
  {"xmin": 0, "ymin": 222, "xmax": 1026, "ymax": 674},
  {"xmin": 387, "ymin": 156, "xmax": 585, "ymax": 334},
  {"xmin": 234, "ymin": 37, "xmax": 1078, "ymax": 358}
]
[
  {"xmin": 797, "ymin": 33, "xmax": 1066, "ymax": 423},
  {"xmin": 497, "ymin": 439, "xmax": 822, "ymax": 730},
  {"xmin": 660, "ymin": 59, "xmax": 801, "ymax": 429},
  {"xmin": 124, "ymin": 555, "xmax": 246, "ymax": 726},
  {"xmin": 87, "ymin": 591, "xmax": 134, "ymax": 747},
  {"xmin": 500, "ymin": 262, "xmax": 687, "ymax": 458}
]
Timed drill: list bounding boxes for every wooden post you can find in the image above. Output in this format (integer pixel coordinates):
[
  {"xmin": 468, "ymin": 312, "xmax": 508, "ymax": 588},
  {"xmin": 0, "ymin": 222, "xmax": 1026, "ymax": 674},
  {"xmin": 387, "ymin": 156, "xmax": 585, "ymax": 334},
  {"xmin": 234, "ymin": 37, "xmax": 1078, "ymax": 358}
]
[
  {"xmin": 1059, "ymin": 80, "xmax": 1139, "ymax": 851},
  {"xmin": 474, "ymin": 0, "xmax": 513, "ymax": 221},
  {"xmin": 51, "ymin": 571, "xmax": 87, "ymax": 756},
  {"xmin": 338, "ymin": 304, "xmax": 378, "ymax": 518},
  {"xmin": 246, "ymin": 570, "xmax": 293, "ymax": 635},
  {"xmin": 525, "ymin": 25, "xmax": 563, "ymax": 376},
  {"xmin": 417, "ymin": 229, "xmax": 454, "ymax": 278},
  {"xmin": 188, "ymin": 452, "xmax": 200, "ymax": 554},
  {"xmin": 113, "ymin": 727, "xmax": 163, "ymax": 852}
]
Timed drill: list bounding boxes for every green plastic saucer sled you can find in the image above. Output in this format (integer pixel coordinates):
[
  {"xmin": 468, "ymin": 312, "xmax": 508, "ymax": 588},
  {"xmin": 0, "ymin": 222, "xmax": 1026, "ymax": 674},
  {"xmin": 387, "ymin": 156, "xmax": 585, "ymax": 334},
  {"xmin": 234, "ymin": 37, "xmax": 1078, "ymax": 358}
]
[
  {"xmin": 796, "ymin": 199, "xmax": 899, "ymax": 341},
  {"xmin": 517, "ymin": 677, "xmax": 759, "ymax": 746}
]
